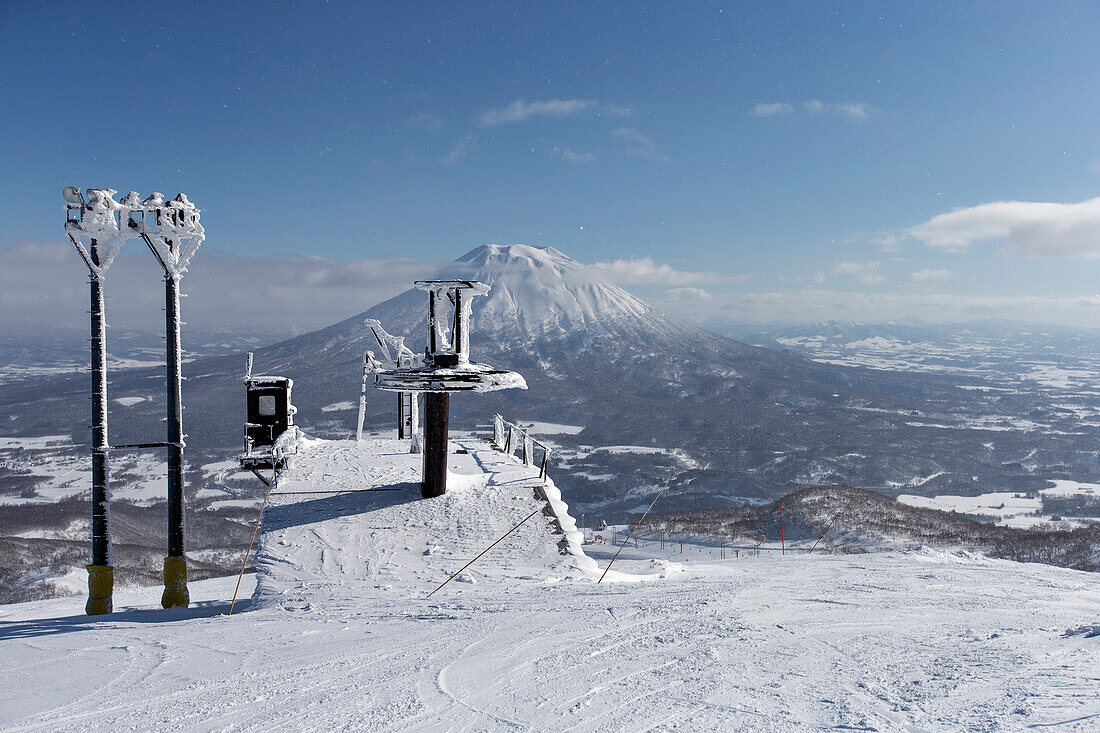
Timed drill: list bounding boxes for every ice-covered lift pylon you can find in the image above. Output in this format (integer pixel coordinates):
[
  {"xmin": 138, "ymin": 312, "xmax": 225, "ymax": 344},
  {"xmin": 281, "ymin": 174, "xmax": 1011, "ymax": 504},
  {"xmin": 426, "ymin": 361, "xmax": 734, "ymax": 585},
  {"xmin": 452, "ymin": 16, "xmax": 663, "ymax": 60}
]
[{"xmin": 374, "ymin": 280, "xmax": 526, "ymax": 497}]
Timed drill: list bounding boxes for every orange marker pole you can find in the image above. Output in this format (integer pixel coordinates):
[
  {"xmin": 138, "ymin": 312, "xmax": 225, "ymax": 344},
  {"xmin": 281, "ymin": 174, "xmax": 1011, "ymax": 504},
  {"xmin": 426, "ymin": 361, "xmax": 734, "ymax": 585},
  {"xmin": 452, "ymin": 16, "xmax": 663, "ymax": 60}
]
[{"xmin": 780, "ymin": 503, "xmax": 785, "ymax": 555}]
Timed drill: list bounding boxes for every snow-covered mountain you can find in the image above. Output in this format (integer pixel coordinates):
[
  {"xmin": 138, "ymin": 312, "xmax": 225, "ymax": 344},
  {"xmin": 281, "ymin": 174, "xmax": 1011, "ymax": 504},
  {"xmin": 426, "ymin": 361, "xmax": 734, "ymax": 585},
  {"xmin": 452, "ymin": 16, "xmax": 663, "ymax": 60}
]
[
  {"xmin": 7, "ymin": 244, "xmax": 1100, "ymax": 522},
  {"xmin": 258, "ymin": 243, "xmax": 770, "ymax": 369},
  {"xmin": 368, "ymin": 243, "xmax": 703, "ymax": 348},
  {"xmin": 7, "ymin": 244, "xmax": 1100, "ymax": 602}
]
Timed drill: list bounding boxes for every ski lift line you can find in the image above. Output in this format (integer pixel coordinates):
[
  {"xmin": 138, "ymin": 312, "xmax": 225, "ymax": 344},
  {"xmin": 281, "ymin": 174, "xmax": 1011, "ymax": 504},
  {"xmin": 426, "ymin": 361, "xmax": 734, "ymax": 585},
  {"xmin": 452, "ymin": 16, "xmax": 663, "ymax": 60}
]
[
  {"xmin": 426, "ymin": 508, "xmax": 541, "ymax": 598},
  {"xmin": 598, "ymin": 471, "xmax": 682, "ymax": 584},
  {"xmin": 268, "ymin": 487, "xmax": 403, "ymax": 495},
  {"xmin": 110, "ymin": 441, "xmax": 177, "ymax": 450},
  {"xmin": 230, "ymin": 466, "xmax": 278, "ymax": 616},
  {"xmin": 806, "ymin": 511, "xmax": 843, "ymax": 554}
]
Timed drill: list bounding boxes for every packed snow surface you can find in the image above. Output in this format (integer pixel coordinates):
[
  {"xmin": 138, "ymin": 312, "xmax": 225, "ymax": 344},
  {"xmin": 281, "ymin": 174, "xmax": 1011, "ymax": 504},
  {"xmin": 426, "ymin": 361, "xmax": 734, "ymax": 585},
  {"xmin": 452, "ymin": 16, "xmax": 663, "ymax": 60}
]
[{"xmin": 3, "ymin": 436, "xmax": 1099, "ymax": 731}]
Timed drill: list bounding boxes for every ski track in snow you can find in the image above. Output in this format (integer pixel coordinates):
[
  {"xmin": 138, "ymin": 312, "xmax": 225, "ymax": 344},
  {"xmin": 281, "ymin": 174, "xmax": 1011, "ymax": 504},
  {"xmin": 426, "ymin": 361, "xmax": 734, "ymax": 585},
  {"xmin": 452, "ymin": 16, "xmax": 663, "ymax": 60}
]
[{"xmin": 2, "ymin": 437, "xmax": 1099, "ymax": 731}]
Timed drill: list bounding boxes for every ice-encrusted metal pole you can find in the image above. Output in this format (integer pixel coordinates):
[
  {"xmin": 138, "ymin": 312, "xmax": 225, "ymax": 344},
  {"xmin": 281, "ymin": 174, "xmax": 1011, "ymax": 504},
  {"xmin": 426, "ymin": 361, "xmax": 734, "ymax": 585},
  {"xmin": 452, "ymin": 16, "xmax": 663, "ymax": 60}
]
[
  {"xmin": 357, "ymin": 352, "xmax": 371, "ymax": 442},
  {"xmin": 64, "ymin": 188, "xmax": 123, "ymax": 615},
  {"xmin": 86, "ymin": 246, "xmax": 113, "ymax": 614},
  {"xmin": 164, "ymin": 270, "xmax": 186, "ymax": 593},
  {"xmin": 135, "ymin": 192, "xmax": 204, "ymax": 609},
  {"xmin": 64, "ymin": 187, "xmax": 203, "ymax": 613},
  {"xmin": 88, "ymin": 262, "xmax": 110, "ymax": 575}
]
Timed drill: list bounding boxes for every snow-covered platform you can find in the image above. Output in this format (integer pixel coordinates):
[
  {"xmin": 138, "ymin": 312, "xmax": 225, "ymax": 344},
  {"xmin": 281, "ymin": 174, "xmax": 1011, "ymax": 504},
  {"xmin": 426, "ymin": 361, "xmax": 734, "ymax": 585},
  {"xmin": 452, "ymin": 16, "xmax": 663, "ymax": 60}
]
[
  {"xmin": 2, "ymin": 437, "xmax": 1098, "ymax": 730},
  {"xmin": 252, "ymin": 435, "xmax": 596, "ymax": 612}
]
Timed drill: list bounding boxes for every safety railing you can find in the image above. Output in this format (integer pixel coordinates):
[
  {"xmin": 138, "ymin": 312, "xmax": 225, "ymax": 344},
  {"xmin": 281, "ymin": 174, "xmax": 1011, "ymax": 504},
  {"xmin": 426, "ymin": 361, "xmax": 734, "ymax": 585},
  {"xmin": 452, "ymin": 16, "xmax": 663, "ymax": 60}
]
[{"xmin": 492, "ymin": 414, "xmax": 552, "ymax": 480}]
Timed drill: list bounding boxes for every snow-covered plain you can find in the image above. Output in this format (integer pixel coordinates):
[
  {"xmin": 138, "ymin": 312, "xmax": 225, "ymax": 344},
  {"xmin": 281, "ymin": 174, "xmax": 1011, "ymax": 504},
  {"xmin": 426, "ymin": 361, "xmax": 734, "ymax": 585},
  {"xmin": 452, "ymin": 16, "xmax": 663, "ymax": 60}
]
[
  {"xmin": 2, "ymin": 436, "xmax": 1099, "ymax": 731},
  {"xmin": 0, "ymin": 435, "xmax": 167, "ymax": 505},
  {"xmin": 898, "ymin": 482, "xmax": 1100, "ymax": 529}
]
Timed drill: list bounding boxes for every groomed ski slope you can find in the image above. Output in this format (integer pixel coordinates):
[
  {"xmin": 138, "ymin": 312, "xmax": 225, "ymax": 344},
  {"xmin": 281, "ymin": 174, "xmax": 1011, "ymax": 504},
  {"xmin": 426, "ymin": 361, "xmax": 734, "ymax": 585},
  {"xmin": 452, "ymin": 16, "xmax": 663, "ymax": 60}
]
[{"xmin": 1, "ymin": 435, "xmax": 1098, "ymax": 731}]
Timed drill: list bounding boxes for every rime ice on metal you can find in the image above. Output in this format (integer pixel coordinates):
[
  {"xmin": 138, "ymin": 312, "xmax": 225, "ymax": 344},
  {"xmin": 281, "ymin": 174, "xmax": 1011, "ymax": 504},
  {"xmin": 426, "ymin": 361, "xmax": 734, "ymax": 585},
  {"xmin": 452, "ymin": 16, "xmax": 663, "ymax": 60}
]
[
  {"xmin": 374, "ymin": 281, "xmax": 526, "ymax": 497},
  {"xmin": 365, "ymin": 320, "xmax": 422, "ymax": 443},
  {"xmin": 64, "ymin": 186, "xmax": 206, "ymax": 612},
  {"xmin": 240, "ymin": 352, "xmax": 300, "ymax": 472}
]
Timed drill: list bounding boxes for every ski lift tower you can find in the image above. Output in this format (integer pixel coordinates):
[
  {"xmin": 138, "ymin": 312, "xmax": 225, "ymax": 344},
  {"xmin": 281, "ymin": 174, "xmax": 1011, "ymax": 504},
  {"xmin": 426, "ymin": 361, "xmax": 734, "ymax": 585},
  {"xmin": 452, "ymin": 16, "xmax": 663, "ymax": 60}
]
[
  {"xmin": 63, "ymin": 186, "xmax": 129, "ymax": 615},
  {"xmin": 374, "ymin": 281, "xmax": 525, "ymax": 497},
  {"xmin": 61, "ymin": 186, "xmax": 203, "ymax": 612}
]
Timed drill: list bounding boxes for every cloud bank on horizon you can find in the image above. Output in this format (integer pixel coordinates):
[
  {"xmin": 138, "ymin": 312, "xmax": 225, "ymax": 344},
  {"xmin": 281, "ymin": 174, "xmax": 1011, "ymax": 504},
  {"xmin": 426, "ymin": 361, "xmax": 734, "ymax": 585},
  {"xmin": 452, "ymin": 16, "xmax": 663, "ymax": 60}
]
[{"xmin": 7, "ymin": 188, "xmax": 1100, "ymax": 338}]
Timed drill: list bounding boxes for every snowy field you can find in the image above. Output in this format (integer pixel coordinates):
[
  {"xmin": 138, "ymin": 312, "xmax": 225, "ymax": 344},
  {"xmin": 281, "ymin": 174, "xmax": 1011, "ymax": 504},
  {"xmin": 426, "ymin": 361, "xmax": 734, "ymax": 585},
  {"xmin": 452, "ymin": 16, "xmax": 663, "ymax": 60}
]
[
  {"xmin": 0, "ymin": 435, "xmax": 167, "ymax": 505},
  {"xmin": 2, "ymin": 437, "xmax": 1098, "ymax": 731},
  {"xmin": 898, "ymin": 482, "xmax": 1100, "ymax": 530}
]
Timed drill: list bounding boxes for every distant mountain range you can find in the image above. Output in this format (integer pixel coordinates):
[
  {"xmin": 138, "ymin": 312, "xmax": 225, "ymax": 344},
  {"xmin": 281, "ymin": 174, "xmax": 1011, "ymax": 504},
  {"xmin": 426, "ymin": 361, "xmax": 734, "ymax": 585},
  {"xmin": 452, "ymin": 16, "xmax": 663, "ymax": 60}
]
[
  {"xmin": 6, "ymin": 244, "xmax": 1100, "ymax": 602},
  {"xmin": 8, "ymin": 244, "xmax": 1100, "ymax": 521}
]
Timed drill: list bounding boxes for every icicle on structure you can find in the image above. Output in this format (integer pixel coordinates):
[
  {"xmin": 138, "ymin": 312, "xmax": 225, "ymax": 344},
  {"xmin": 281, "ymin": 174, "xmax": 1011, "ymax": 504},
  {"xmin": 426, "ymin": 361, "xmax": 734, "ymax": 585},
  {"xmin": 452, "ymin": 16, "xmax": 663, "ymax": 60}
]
[
  {"xmin": 63, "ymin": 187, "xmax": 204, "ymax": 613},
  {"xmin": 373, "ymin": 281, "xmax": 527, "ymax": 497}
]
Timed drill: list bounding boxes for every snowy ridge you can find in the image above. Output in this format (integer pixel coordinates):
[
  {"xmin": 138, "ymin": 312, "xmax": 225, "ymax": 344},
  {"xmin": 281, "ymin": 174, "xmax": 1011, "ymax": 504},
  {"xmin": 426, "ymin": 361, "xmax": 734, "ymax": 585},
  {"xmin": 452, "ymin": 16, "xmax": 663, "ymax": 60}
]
[
  {"xmin": 649, "ymin": 485, "xmax": 1100, "ymax": 570},
  {"xmin": 252, "ymin": 435, "xmax": 597, "ymax": 612}
]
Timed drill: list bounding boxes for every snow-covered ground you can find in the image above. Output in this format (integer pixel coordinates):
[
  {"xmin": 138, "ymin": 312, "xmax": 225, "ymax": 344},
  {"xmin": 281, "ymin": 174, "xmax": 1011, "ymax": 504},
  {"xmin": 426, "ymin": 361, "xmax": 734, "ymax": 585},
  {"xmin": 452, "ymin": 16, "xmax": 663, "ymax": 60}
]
[
  {"xmin": 0, "ymin": 435, "xmax": 166, "ymax": 505},
  {"xmin": 898, "ymin": 492, "xmax": 1043, "ymax": 520},
  {"xmin": 1044, "ymin": 480, "xmax": 1100, "ymax": 499},
  {"xmin": 2, "ymin": 436, "xmax": 1098, "ymax": 731},
  {"xmin": 898, "ymin": 482, "xmax": 1100, "ymax": 529}
]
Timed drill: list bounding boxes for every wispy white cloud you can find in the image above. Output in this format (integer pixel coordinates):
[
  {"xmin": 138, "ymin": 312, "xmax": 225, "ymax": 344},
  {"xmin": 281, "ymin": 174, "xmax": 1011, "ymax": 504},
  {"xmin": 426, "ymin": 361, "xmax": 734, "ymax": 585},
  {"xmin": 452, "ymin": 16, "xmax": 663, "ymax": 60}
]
[
  {"xmin": 872, "ymin": 232, "xmax": 903, "ymax": 253},
  {"xmin": 613, "ymin": 128, "xmax": 670, "ymax": 162},
  {"xmin": 478, "ymin": 99, "xmax": 598, "ymax": 127},
  {"xmin": 909, "ymin": 268, "xmax": 953, "ymax": 283},
  {"xmin": 752, "ymin": 100, "xmax": 876, "ymax": 120},
  {"xmin": 909, "ymin": 196, "xmax": 1100, "ymax": 257},
  {"xmin": 832, "ymin": 260, "xmax": 886, "ymax": 285},
  {"xmin": 443, "ymin": 135, "xmax": 473, "ymax": 165},
  {"xmin": 555, "ymin": 147, "xmax": 596, "ymax": 163},
  {"xmin": 803, "ymin": 100, "xmax": 873, "ymax": 119},
  {"xmin": 750, "ymin": 102, "xmax": 794, "ymax": 117},
  {"xmin": 657, "ymin": 287, "xmax": 1100, "ymax": 330},
  {"xmin": 590, "ymin": 256, "xmax": 742, "ymax": 286},
  {"xmin": 601, "ymin": 104, "xmax": 635, "ymax": 118},
  {"xmin": 666, "ymin": 286, "xmax": 713, "ymax": 303},
  {"xmin": 407, "ymin": 112, "xmax": 444, "ymax": 132}
]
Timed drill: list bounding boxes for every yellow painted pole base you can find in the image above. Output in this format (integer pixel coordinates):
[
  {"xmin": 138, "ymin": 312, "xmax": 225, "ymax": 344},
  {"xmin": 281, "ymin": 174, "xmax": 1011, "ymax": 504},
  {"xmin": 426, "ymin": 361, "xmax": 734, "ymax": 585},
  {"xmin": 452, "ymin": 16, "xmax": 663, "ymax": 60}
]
[
  {"xmin": 160, "ymin": 555, "xmax": 190, "ymax": 609},
  {"xmin": 86, "ymin": 564, "xmax": 114, "ymax": 615}
]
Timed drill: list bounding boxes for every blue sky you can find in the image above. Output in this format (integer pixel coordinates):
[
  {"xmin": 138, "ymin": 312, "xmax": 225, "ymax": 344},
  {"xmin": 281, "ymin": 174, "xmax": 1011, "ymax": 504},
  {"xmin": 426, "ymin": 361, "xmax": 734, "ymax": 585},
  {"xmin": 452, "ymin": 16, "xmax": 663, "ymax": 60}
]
[{"xmin": 3, "ymin": 1, "xmax": 1100, "ymax": 331}]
